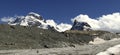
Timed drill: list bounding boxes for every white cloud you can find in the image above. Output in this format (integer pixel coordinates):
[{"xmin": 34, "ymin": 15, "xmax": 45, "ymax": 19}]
[
  {"xmin": 1, "ymin": 17, "xmax": 15, "ymax": 23},
  {"xmin": 72, "ymin": 13, "xmax": 120, "ymax": 32}
]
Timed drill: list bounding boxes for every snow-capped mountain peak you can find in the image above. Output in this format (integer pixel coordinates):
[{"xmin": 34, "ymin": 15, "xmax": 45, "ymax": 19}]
[
  {"xmin": 8, "ymin": 12, "xmax": 47, "ymax": 29},
  {"xmin": 27, "ymin": 12, "xmax": 43, "ymax": 20},
  {"xmin": 1, "ymin": 12, "xmax": 72, "ymax": 32},
  {"xmin": 20, "ymin": 12, "xmax": 48, "ymax": 29},
  {"xmin": 71, "ymin": 20, "xmax": 91, "ymax": 31}
]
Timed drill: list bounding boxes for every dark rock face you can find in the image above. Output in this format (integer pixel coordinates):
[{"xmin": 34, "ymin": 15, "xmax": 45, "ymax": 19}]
[
  {"xmin": 10, "ymin": 16, "xmax": 25, "ymax": 25},
  {"xmin": 13, "ymin": 17, "xmax": 23, "ymax": 24},
  {"xmin": 28, "ymin": 21, "xmax": 42, "ymax": 27},
  {"xmin": 71, "ymin": 20, "xmax": 91, "ymax": 31}
]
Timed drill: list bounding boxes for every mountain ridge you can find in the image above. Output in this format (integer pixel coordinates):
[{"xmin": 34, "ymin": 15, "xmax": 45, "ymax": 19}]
[{"xmin": 1, "ymin": 12, "xmax": 93, "ymax": 32}]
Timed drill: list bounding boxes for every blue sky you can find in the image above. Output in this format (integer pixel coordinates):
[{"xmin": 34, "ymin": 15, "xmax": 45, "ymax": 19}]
[{"xmin": 0, "ymin": 0, "xmax": 120, "ymax": 24}]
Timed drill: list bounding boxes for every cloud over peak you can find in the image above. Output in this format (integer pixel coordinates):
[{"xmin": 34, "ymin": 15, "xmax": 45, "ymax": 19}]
[{"xmin": 72, "ymin": 12, "xmax": 120, "ymax": 32}]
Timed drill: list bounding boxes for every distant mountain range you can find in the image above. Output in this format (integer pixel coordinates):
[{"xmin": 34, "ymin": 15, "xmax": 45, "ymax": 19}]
[{"xmin": 2, "ymin": 12, "xmax": 92, "ymax": 32}]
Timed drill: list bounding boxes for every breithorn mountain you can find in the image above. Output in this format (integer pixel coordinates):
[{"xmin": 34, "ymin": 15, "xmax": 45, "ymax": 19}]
[
  {"xmin": 9, "ymin": 12, "xmax": 49, "ymax": 29},
  {"xmin": 6, "ymin": 12, "xmax": 71, "ymax": 32}
]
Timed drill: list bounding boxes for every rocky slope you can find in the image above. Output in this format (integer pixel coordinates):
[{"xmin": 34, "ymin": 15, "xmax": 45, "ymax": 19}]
[
  {"xmin": 0, "ymin": 24, "xmax": 120, "ymax": 50},
  {"xmin": 0, "ymin": 38, "xmax": 120, "ymax": 55}
]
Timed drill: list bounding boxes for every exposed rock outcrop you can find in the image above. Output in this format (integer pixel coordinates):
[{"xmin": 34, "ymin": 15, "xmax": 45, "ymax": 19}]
[{"xmin": 71, "ymin": 20, "xmax": 91, "ymax": 31}]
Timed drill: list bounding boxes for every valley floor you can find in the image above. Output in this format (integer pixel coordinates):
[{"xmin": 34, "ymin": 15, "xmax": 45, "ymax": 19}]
[{"xmin": 0, "ymin": 39, "xmax": 120, "ymax": 55}]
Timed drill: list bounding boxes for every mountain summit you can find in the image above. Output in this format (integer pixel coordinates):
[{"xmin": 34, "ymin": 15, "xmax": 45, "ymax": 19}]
[
  {"xmin": 71, "ymin": 20, "xmax": 91, "ymax": 31},
  {"xmin": 9, "ymin": 12, "xmax": 48, "ymax": 29}
]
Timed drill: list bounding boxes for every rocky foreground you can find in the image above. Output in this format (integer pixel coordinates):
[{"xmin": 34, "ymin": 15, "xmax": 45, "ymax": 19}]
[
  {"xmin": 0, "ymin": 39, "xmax": 120, "ymax": 55},
  {"xmin": 0, "ymin": 24, "xmax": 120, "ymax": 55}
]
